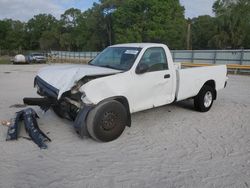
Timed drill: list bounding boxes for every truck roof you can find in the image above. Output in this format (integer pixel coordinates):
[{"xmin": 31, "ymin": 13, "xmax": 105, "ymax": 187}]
[{"xmin": 110, "ymin": 43, "xmax": 166, "ymax": 48}]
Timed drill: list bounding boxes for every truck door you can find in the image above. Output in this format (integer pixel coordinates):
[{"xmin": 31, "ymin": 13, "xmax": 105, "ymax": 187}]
[{"xmin": 129, "ymin": 47, "xmax": 175, "ymax": 112}]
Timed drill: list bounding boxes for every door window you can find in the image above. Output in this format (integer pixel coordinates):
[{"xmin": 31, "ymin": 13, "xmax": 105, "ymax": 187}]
[{"xmin": 138, "ymin": 47, "xmax": 168, "ymax": 72}]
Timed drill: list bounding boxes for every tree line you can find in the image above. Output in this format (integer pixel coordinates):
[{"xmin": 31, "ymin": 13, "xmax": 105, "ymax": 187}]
[{"xmin": 0, "ymin": 0, "xmax": 249, "ymax": 52}]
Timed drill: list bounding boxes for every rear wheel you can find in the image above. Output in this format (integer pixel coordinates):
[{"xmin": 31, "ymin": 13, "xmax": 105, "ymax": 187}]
[
  {"xmin": 194, "ymin": 85, "xmax": 215, "ymax": 112},
  {"xmin": 87, "ymin": 100, "xmax": 127, "ymax": 142}
]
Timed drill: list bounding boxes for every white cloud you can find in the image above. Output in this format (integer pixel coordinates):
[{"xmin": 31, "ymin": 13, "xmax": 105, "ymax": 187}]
[
  {"xmin": 180, "ymin": 0, "xmax": 215, "ymax": 18},
  {"xmin": 0, "ymin": 0, "xmax": 64, "ymax": 21}
]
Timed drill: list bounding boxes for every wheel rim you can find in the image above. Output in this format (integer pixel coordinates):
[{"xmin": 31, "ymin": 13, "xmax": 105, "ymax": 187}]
[
  {"xmin": 101, "ymin": 111, "xmax": 117, "ymax": 131},
  {"xmin": 204, "ymin": 91, "xmax": 213, "ymax": 108}
]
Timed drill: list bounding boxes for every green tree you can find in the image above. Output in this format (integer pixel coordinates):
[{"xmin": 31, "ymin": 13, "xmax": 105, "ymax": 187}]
[
  {"xmin": 212, "ymin": 0, "xmax": 250, "ymax": 49},
  {"xmin": 113, "ymin": 0, "xmax": 186, "ymax": 49},
  {"xmin": 26, "ymin": 14, "xmax": 59, "ymax": 49},
  {"xmin": 191, "ymin": 16, "xmax": 217, "ymax": 49},
  {"xmin": 0, "ymin": 20, "xmax": 11, "ymax": 50},
  {"xmin": 39, "ymin": 31, "xmax": 59, "ymax": 50},
  {"xmin": 61, "ymin": 8, "xmax": 81, "ymax": 28},
  {"xmin": 0, "ymin": 19, "xmax": 27, "ymax": 50}
]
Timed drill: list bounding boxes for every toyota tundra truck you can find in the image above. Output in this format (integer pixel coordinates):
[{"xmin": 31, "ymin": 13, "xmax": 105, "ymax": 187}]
[{"xmin": 24, "ymin": 43, "xmax": 228, "ymax": 142}]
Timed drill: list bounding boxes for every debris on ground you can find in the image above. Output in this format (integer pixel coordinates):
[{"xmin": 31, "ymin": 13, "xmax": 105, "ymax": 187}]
[
  {"xmin": 1, "ymin": 120, "xmax": 11, "ymax": 126},
  {"xmin": 6, "ymin": 108, "xmax": 51, "ymax": 149}
]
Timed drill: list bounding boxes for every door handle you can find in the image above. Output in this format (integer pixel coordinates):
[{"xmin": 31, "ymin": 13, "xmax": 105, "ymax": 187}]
[{"xmin": 164, "ymin": 74, "xmax": 170, "ymax": 79}]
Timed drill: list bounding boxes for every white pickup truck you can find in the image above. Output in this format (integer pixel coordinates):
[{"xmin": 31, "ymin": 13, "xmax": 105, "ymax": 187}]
[{"xmin": 24, "ymin": 43, "xmax": 227, "ymax": 142}]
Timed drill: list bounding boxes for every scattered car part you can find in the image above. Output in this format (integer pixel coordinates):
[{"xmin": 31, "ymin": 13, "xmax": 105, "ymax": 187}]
[
  {"xmin": 6, "ymin": 111, "xmax": 23, "ymax": 140},
  {"xmin": 6, "ymin": 108, "xmax": 51, "ymax": 149},
  {"xmin": 22, "ymin": 108, "xmax": 51, "ymax": 149},
  {"xmin": 23, "ymin": 97, "xmax": 55, "ymax": 111}
]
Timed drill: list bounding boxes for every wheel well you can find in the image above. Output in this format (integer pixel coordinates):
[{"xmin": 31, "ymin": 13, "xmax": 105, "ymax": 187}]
[
  {"xmin": 203, "ymin": 80, "xmax": 217, "ymax": 100},
  {"xmin": 100, "ymin": 96, "xmax": 131, "ymax": 127}
]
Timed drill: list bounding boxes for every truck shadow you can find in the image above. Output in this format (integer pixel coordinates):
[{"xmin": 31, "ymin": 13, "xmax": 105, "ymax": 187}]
[
  {"xmin": 173, "ymin": 99, "xmax": 196, "ymax": 112},
  {"xmin": 132, "ymin": 99, "xmax": 196, "ymax": 118}
]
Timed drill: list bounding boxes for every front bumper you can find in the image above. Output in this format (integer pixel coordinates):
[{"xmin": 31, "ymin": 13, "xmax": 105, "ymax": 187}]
[
  {"xmin": 34, "ymin": 76, "xmax": 59, "ymax": 98},
  {"xmin": 26, "ymin": 76, "xmax": 93, "ymax": 138}
]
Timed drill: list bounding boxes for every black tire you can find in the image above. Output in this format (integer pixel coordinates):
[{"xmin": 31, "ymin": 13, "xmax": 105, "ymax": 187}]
[
  {"xmin": 194, "ymin": 85, "xmax": 215, "ymax": 112},
  {"xmin": 87, "ymin": 100, "xmax": 127, "ymax": 142}
]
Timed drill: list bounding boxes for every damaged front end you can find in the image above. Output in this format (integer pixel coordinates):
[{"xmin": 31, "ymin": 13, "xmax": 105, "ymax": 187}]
[{"xmin": 23, "ymin": 76, "xmax": 100, "ymax": 137}]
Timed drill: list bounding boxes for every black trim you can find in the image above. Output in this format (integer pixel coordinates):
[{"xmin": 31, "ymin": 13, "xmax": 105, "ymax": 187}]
[
  {"xmin": 34, "ymin": 76, "xmax": 59, "ymax": 98},
  {"xmin": 73, "ymin": 105, "xmax": 94, "ymax": 138}
]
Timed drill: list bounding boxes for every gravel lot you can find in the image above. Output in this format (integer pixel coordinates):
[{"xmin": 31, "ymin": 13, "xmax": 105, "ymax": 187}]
[{"xmin": 0, "ymin": 64, "xmax": 250, "ymax": 188}]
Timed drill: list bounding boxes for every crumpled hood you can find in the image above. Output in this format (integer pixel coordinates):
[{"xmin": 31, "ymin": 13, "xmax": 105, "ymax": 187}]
[{"xmin": 37, "ymin": 64, "xmax": 121, "ymax": 98}]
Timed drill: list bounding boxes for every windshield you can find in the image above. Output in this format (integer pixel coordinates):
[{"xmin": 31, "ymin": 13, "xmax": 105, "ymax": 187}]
[{"xmin": 90, "ymin": 47, "xmax": 142, "ymax": 71}]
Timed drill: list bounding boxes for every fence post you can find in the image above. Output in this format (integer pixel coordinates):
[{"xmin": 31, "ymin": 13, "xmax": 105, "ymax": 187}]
[
  {"xmin": 74, "ymin": 52, "xmax": 76, "ymax": 63},
  {"xmin": 172, "ymin": 51, "xmax": 176, "ymax": 62},
  {"xmin": 240, "ymin": 49, "xmax": 244, "ymax": 65},
  {"xmin": 191, "ymin": 50, "xmax": 194, "ymax": 63},
  {"xmin": 79, "ymin": 52, "xmax": 80, "ymax": 63},
  {"xmin": 214, "ymin": 50, "xmax": 217, "ymax": 64}
]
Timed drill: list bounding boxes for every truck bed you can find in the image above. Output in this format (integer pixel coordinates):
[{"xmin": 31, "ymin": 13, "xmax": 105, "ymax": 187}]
[{"xmin": 175, "ymin": 65, "xmax": 227, "ymax": 101}]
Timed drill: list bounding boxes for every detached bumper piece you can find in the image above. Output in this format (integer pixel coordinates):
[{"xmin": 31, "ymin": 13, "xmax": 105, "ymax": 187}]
[
  {"xmin": 6, "ymin": 111, "xmax": 23, "ymax": 140},
  {"xmin": 23, "ymin": 97, "xmax": 56, "ymax": 111},
  {"xmin": 6, "ymin": 108, "xmax": 51, "ymax": 149}
]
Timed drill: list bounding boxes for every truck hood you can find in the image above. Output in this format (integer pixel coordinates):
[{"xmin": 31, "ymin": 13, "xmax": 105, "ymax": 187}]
[{"xmin": 37, "ymin": 64, "xmax": 121, "ymax": 98}]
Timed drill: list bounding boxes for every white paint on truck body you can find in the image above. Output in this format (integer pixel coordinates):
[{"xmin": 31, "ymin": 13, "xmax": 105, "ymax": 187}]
[
  {"xmin": 36, "ymin": 43, "xmax": 227, "ymax": 113},
  {"xmin": 175, "ymin": 65, "xmax": 227, "ymax": 101},
  {"xmin": 80, "ymin": 43, "xmax": 177, "ymax": 113},
  {"xmin": 37, "ymin": 64, "xmax": 121, "ymax": 98}
]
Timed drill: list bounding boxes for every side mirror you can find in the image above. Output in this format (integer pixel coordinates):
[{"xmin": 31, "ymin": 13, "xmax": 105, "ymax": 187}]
[{"xmin": 136, "ymin": 63, "xmax": 149, "ymax": 74}]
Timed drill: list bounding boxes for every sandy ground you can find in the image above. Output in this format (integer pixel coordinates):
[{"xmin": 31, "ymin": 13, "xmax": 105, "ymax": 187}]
[{"xmin": 0, "ymin": 64, "xmax": 250, "ymax": 188}]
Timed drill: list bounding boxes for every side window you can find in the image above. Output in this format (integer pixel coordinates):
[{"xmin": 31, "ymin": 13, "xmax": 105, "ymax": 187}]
[{"xmin": 139, "ymin": 47, "xmax": 168, "ymax": 72}]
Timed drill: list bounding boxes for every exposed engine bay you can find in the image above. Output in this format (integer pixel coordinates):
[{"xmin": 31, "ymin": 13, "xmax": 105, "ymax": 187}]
[{"xmin": 23, "ymin": 74, "xmax": 114, "ymax": 134}]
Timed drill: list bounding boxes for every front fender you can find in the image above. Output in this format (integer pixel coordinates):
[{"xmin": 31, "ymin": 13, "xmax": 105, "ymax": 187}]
[
  {"xmin": 73, "ymin": 105, "xmax": 94, "ymax": 138},
  {"xmin": 79, "ymin": 72, "xmax": 130, "ymax": 106}
]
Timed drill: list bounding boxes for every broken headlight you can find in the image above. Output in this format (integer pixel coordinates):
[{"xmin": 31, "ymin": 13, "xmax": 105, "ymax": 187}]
[{"xmin": 81, "ymin": 94, "xmax": 92, "ymax": 105}]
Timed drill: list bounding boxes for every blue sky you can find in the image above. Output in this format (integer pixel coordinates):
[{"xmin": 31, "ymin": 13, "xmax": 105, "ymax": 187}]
[{"xmin": 0, "ymin": 0, "xmax": 215, "ymax": 21}]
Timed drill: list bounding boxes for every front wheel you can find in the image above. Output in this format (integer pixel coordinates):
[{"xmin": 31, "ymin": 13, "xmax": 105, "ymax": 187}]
[
  {"xmin": 87, "ymin": 100, "xmax": 127, "ymax": 142},
  {"xmin": 194, "ymin": 85, "xmax": 215, "ymax": 112}
]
